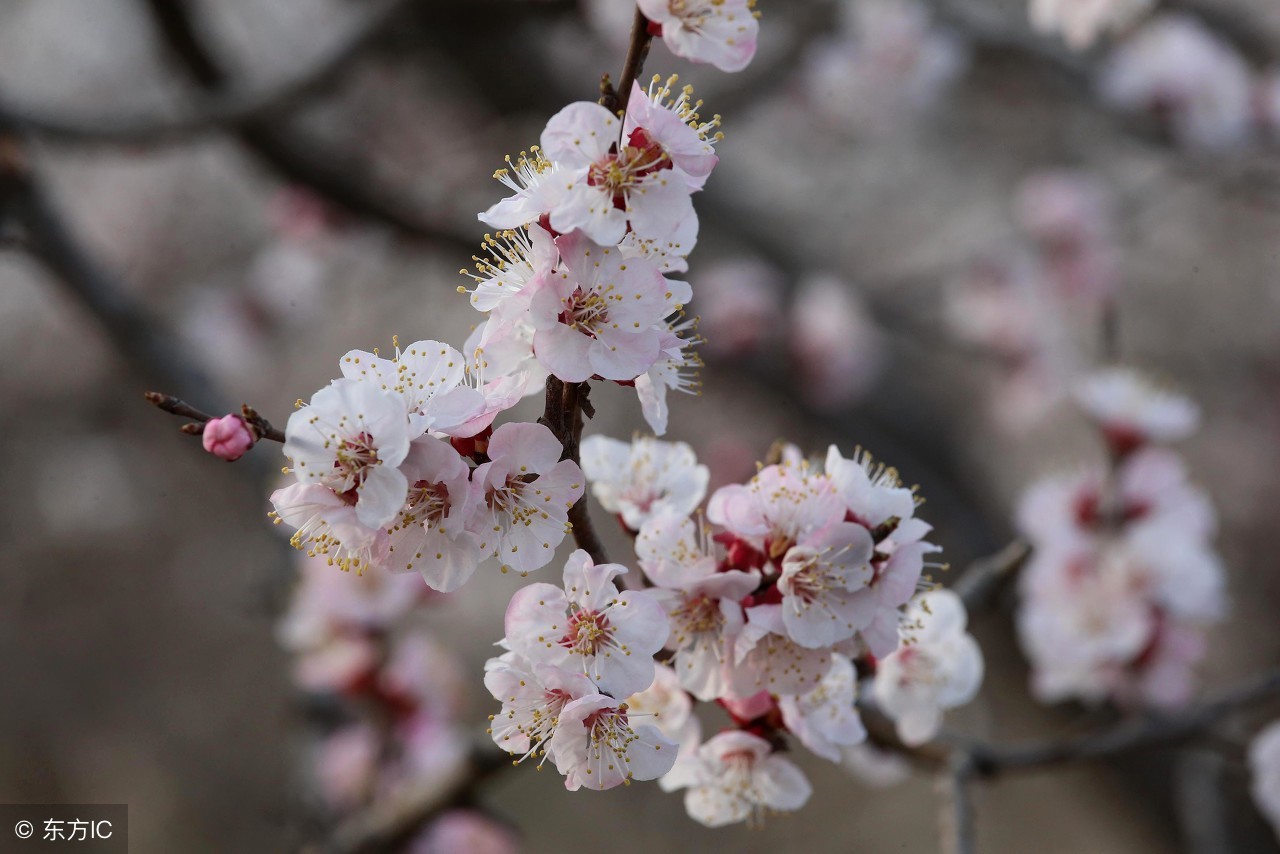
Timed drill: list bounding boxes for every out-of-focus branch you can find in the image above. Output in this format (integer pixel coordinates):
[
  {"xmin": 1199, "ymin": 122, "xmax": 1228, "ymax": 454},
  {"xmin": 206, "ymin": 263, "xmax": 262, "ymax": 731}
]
[
  {"xmin": 953, "ymin": 539, "xmax": 1031, "ymax": 611},
  {"xmin": 325, "ymin": 742, "xmax": 509, "ymax": 854},
  {"xmin": 1174, "ymin": 749, "xmax": 1233, "ymax": 854},
  {"xmin": 144, "ymin": 392, "xmax": 286, "ymax": 444},
  {"xmin": 0, "ymin": 135, "xmax": 222, "ymax": 411},
  {"xmin": 0, "ymin": 0, "xmax": 411, "ymax": 147},
  {"xmin": 139, "ymin": 0, "xmax": 467, "ymax": 246},
  {"xmin": 941, "ymin": 751, "xmax": 978, "ymax": 854},
  {"xmin": 960, "ymin": 669, "xmax": 1280, "ymax": 774}
]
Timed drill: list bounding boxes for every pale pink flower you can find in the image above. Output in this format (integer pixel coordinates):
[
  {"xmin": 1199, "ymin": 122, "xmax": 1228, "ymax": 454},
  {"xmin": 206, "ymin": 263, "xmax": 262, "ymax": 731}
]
[
  {"xmin": 484, "ymin": 653, "xmax": 597, "ymax": 763},
  {"xmin": 825, "ymin": 445, "xmax": 917, "ymax": 531},
  {"xmin": 636, "ymin": 512, "xmax": 759, "ymax": 699},
  {"xmin": 505, "ymin": 551, "xmax": 669, "ymax": 698},
  {"xmin": 635, "ymin": 319, "xmax": 703, "ymax": 435},
  {"xmin": 1100, "ymin": 14, "xmax": 1253, "ymax": 150},
  {"xmin": 580, "ymin": 435, "xmax": 709, "ymax": 530},
  {"xmin": 467, "ymin": 422, "xmax": 584, "ymax": 574},
  {"xmin": 802, "ymin": 0, "xmax": 966, "ymax": 135},
  {"xmin": 339, "ymin": 339, "xmax": 485, "ymax": 437},
  {"xmin": 777, "ymin": 523, "xmax": 876, "ymax": 648},
  {"xmin": 278, "ymin": 553, "xmax": 426, "ymax": 651},
  {"xmin": 624, "ymin": 77, "xmax": 721, "ymax": 191},
  {"xmin": 778, "ymin": 654, "xmax": 868, "ymax": 762},
  {"xmin": 461, "ymin": 224, "xmax": 558, "ymax": 315},
  {"xmin": 637, "ymin": 0, "xmax": 760, "ymax": 73},
  {"xmin": 528, "ymin": 232, "xmax": 670, "ymax": 383},
  {"xmin": 385, "ymin": 437, "xmax": 482, "ymax": 592},
  {"xmin": 541, "ymin": 104, "xmax": 699, "ymax": 247},
  {"xmin": 731, "ymin": 604, "xmax": 835, "ymax": 697},
  {"xmin": 270, "ymin": 482, "xmax": 390, "ymax": 574},
  {"xmin": 669, "ymin": 731, "xmax": 812, "ymax": 827},
  {"xmin": 696, "ymin": 257, "xmax": 784, "ymax": 357},
  {"xmin": 707, "ymin": 460, "xmax": 845, "ymax": 559},
  {"xmin": 789, "ymin": 275, "xmax": 883, "ymax": 410},
  {"xmin": 873, "ymin": 589, "xmax": 983, "ymax": 746},
  {"xmin": 284, "ymin": 379, "xmax": 413, "ymax": 529},
  {"xmin": 1015, "ymin": 170, "xmax": 1119, "ymax": 302},
  {"xmin": 479, "ymin": 148, "xmax": 564, "ymax": 230},
  {"xmin": 1030, "ymin": 0, "xmax": 1152, "ymax": 49},
  {"xmin": 623, "ymin": 662, "xmax": 703, "ymax": 791},
  {"xmin": 407, "ymin": 811, "xmax": 520, "ymax": 854},
  {"xmin": 1074, "ymin": 367, "xmax": 1200, "ymax": 451},
  {"xmin": 202, "ymin": 414, "xmax": 254, "ymax": 461},
  {"xmin": 314, "ymin": 724, "xmax": 379, "ymax": 809},
  {"xmin": 549, "ymin": 693, "xmax": 678, "ymax": 790}
]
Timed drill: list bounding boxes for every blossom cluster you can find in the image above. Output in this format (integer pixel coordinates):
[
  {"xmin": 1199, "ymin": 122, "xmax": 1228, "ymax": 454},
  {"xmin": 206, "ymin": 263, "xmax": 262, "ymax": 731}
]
[
  {"xmin": 486, "ymin": 436, "xmax": 984, "ymax": 824},
  {"xmin": 945, "ymin": 169, "xmax": 1117, "ymax": 432},
  {"xmin": 278, "ymin": 554, "xmax": 517, "ymax": 852},
  {"xmin": 1099, "ymin": 13, "xmax": 1280, "ymax": 150},
  {"xmin": 1015, "ymin": 368, "xmax": 1224, "ymax": 708},
  {"xmin": 801, "ymin": 0, "xmax": 968, "ymax": 135}
]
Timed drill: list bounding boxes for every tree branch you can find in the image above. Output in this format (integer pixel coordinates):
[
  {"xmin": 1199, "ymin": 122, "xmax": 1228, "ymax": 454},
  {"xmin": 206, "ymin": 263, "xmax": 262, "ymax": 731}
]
[
  {"xmin": 941, "ymin": 751, "xmax": 978, "ymax": 854},
  {"xmin": 137, "ymin": 0, "xmax": 466, "ymax": 246},
  {"xmin": 0, "ymin": 0, "xmax": 411, "ymax": 147},
  {"xmin": 144, "ymin": 392, "xmax": 286, "ymax": 444},
  {"xmin": 953, "ymin": 539, "xmax": 1031, "ymax": 611}
]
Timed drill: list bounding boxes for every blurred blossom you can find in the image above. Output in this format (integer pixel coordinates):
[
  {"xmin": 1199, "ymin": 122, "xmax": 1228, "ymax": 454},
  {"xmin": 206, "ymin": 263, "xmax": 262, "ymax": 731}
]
[
  {"xmin": 1250, "ymin": 722, "xmax": 1280, "ymax": 841},
  {"xmin": 1029, "ymin": 0, "xmax": 1152, "ymax": 50},
  {"xmin": 1099, "ymin": 14, "xmax": 1254, "ymax": 151},
  {"xmin": 1015, "ymin": 384, "xmax": 1225, "ymax": 709},
  {"xmin": 1014, "ymin": 170, "xmax": 1119, "ymax": 302},
  {"xmin": 840, "ymin": 742, "xmax": 912, "ymax": 788},
  {"xmin": 695, "ymin": 257, "xmax": 784, "ymax": 358},
  {"xmin": 1074, "ymin": 367, "xmax": 1200, "ymax": 453},
  {"xmin": 314, "ymin": 724, "xmax": 380, "ymax": 811},
  {"xmin": 802, "ymin": 0, "xmax": 967, "ymax": 135},
  {"xmin": 944, "ymin": 253, "xmax": 1047, "ymax": 358},
  {"xmin": 789, "ymin": 274, "xmax": 883, "ymax": 411},
  {"xmin": 408, "ymin": 811, "xmax": 520, "ymax": 854}
]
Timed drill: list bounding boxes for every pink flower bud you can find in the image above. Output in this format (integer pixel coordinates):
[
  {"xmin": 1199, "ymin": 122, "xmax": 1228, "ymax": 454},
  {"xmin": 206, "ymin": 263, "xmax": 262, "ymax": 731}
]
[{"xmin": 202, "ymin": 414, "xmax": 255, "ymax": 461}]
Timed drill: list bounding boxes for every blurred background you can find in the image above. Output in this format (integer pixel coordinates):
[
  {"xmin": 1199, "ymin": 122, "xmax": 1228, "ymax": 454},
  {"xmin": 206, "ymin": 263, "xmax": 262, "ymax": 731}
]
[{"xmin": 1, "ymin": 0, "xmax": 1279, "ymax": 850}]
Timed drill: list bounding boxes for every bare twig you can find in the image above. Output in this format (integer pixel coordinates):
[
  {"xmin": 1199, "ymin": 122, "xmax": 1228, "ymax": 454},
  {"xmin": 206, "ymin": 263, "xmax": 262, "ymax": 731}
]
[
  {"xmin": 941, "ymin": 751, "xmax": 978, "ymax": 854},
  {"xmin": 0, "ymin": 0, "xmax": 411, "ymax": 147},
  {"xmin": 144, "ymin": 392, "xmax": 286, "ymax": 444},
  {"xmin": 953, "ymin": 539, "xmax": 1031, "ymax": 611},
  {"xmin": 960, "ymin": 669, "xmax": 1280, "ymax": 774},
  {"xmin": 1174, "ymin": 749, "xmax": 1234, "ymax": 854},
  {"xmin": 0, "ymin": 135, "xmax": 222, "ymax": 411},
  {"xmin": 138, "ymin": 0, "xmax": 465, "ymax": 245}
]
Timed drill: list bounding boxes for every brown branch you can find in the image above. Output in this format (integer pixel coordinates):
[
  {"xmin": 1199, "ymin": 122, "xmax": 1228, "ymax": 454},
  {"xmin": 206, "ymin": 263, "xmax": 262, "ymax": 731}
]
[
  {"xmin": 953, "ymin": 539, "xmax": 1031, "ymax": 611},
  {"xmin": 137, "ymin": 0, "xmax": 467, "ymax": 247},
  {"xmin": 941, "ymin": 751, "xmax": 978, "ymax": 854},
  {"xmin": 144, "ymin": 392, "xmax": 286, "ymax": 444},
  {"xmin": 0, "ymin": 0, "xmax": 411, "ymax": 147},
  {"xmin": 958, "ymin": 668, "xmax": 1280, "ymax": 775}
]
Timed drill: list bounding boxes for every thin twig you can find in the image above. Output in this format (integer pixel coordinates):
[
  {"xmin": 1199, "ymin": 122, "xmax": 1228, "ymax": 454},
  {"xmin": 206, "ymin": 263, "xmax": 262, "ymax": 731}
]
[
  {"xmin": 961, "ymin": 669, "xmax": 1280, "ymax": 774},
  {"xmin": 139, "ymin": 0, "xmax": 466, "ymax": 246},
  {"xmin": 144, "ymin": 392, "xmax": 286, "ymax": 444},
  {"xmin": 941, "ymin": 751, "xmax": 978, "ymax": 854},
  {"xmin": 953, "ymin": 539, "xmax": 1031, "ymax": 611},
  {"xmin": 0, "ymin": 0, "xmax": 411, "ymax": 146}
]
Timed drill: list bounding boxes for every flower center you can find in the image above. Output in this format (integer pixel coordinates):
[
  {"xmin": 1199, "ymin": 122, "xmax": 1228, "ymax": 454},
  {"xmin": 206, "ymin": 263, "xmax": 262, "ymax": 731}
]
[
  {"xmin": 560, "ymin": 607, "xmax": 615, "ymax": 656},
  {"xmin": 333, "ymin": 431, "xmax": 379, "ymax": 491}
]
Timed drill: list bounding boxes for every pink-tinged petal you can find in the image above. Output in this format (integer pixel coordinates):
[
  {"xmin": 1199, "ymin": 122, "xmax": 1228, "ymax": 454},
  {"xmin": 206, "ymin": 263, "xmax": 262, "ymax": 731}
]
[
  {"xmin": 589, "ymin": 330, "xmax": 662, "ymax": 381},
  {"xmin": 540, "ymin": 102, "xmax": 620, "ymax": 167},
  {"xmin": 635, "ymin": 0, "xmax": 675, "ymax": 25},
  {"xmin": 420, "ymin": 386, "xmax": 486, "ymax": 436},
  {"xmin": 487, "ymin": 421, "xmax": 564, "ymax": 474},
  {"xmin": 706, "ymin": 484, "xmax": 769, "ymax": 537},
  {"xmin": 534, "ymin": 325, "xmax": 595, "ymax": 383},
  {"xmin": 627, "ymin": 171, "xmax": 697, "ymax": 244},
  {"xmin": 878, "ymin": 541, "xmax": 929, "ymax": 607},
  {"xmin": 529, "ymin": 460, "xmax": 586, "ymax": 506},
  {"xmin": 756, "ymin": 754, "xmax": 813, "ymax": 810},
  {"xmin": 355, "ymin": 464, "xmax": 409, "ymax": 529},
  {"xmin": 562, "ymin": 551, "xmax": 624, "ymax": 610},
  {"xmin": 393, "ymin": 528, "xmax": 481, "ymax": 593},
  {"xmin": 504, "ymin": 583, "xmax": 571, "ymax": 663},
  {"xmin": 548, "ymin": 183, "xmax": 629, "ymax": 247}
]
